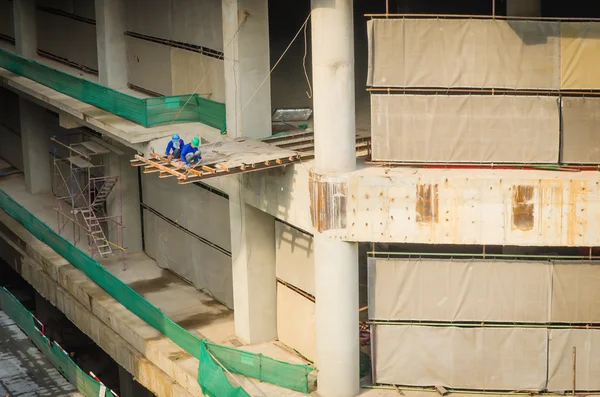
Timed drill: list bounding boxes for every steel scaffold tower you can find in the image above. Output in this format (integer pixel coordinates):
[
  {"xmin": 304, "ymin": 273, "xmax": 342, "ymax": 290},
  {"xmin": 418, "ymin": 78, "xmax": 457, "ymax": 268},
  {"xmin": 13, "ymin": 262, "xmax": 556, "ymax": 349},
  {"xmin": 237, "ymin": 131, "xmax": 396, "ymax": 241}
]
[{"xmin": 51, "ymin": 133, "xmax": 124, "ymax": 265}]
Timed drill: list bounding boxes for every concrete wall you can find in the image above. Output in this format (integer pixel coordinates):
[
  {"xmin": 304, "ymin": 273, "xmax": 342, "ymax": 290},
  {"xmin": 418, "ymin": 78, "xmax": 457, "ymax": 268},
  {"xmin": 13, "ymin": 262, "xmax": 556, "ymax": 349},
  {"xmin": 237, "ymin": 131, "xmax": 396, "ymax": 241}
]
[
  {"xmin": 125, "ymin": 36, "xmax": 225, "ymax": 100},
  {"xmin": 0, "ymin": 0, "xmax": 14, "ymax": 39},
  {"xmin": 36, "ymin": 8, "xmax": 98, "ymax": 70},
  {"xmin": 37, "ymin": 0, "xmax": 96, "ymax": 19},
  {"xmin": 141, "ymin": 175, "xmax": 233, "ymax": 307},
  {"xmin": 0, "ymin": 89, "xmax": 23, "ymax": 170}
]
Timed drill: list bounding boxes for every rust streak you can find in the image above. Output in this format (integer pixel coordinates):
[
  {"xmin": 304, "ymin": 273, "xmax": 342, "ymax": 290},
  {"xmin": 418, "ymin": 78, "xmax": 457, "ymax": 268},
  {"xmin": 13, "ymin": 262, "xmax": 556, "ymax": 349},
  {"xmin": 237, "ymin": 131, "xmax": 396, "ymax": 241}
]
[
  {"xmin": 416, "ymin": 184, "xmax": 439, "ymax": 223},
  {"xmin": 512, "ymin": 185, "xmax": 535, "ymax": 231}
]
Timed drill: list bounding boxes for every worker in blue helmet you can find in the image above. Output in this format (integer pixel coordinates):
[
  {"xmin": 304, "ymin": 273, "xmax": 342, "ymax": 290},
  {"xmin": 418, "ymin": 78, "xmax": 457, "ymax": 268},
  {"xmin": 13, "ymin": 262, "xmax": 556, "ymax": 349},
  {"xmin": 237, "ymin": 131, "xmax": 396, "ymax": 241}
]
[
  {"xmin": 165, "ymin": 133, "xmax": 184, "ymax": 160},
  {"xmin": 181, "ymin": 137, "xmax": 202, "ymax": 167}
]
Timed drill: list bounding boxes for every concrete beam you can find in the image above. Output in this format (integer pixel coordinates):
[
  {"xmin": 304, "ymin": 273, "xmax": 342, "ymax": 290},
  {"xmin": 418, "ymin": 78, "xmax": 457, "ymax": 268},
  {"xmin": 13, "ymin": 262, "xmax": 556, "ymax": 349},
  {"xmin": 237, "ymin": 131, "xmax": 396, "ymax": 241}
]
[
  {"xmin": 95, "ymin": 0, "xmax": 128, "ymax": 89},
  {"xmin": 19, "ymin": 98, "xmax": 51, "ymax": 194},
  {"xmin": 222, "ymin": 0, "xmax": 272, "ymax": 139},
  {"xmin": 58, "ymin": 111, "xmax": 82, "ymax": 129},
  {"xmin": 13, "ymin": 0, "xmax": 36, "ymax": 58},
  {"xmin": 105, "ymin": 145, "xmax": 143, "ymax": 253}
]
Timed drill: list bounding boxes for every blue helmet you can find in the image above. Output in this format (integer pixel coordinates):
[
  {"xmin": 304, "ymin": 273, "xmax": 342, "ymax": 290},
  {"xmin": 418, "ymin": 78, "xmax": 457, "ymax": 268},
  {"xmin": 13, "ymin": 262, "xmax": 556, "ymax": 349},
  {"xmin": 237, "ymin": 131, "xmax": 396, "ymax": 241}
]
[{"xmin": 172, "ymin": 133, "xmax": 180, "ymax": 141}]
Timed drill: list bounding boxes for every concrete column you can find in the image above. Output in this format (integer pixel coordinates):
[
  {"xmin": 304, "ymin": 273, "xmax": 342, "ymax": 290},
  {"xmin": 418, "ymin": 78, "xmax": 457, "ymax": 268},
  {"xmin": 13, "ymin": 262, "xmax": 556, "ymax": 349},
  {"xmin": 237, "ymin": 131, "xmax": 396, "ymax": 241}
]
[
  {"xmin": 506, "ymin": 0, "xmax": 541, "ymax": 17},
  {"xmin": 228, "ymin": 195, "xmax": 277, "ymax": 343},
  {"xmin": 311, "ymin": 1, "xmax": 360, "ymax": 396},
  {"xmin": 223, "ymin": 0, "xmax": 277, "ymax": 344},
  {"xmin": 19, "ymin": 99, "xmax": 52, "ymax": 194},
  {"xmin": 222, "ymin": 0, "xmax": 271, "ymax": 139},
  {"xmin": 95, "ymin": 0, "xmax": 128, "ymax": 89},
  {"xmin": 13, "ymin": 0, "xmax": 37, "ymax": 58},
  {"xmin": 106, "ymin": 149, "xmax": 142, "ymax": 253},
  {"xmin": 119, "ymin": 367, "xmax": 153, "ymax": 397}
]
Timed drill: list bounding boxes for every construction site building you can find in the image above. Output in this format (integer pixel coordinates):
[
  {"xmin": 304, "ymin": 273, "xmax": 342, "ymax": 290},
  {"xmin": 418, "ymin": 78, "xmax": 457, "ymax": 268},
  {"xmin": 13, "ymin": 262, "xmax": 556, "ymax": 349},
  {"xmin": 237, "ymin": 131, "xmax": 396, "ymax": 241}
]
[{"xmin": 1, "ymin": 1, "xmax": 600, "ymax": 397}]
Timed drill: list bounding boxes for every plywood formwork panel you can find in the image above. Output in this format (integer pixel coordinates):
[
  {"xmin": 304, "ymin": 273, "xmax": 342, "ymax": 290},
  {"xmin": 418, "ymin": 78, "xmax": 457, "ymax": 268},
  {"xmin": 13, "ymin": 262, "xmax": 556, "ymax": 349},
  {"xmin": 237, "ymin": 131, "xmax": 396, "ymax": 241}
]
[
  {"xmin": 368, "ymin": 258, "xmax": 552, "ymax": 322},
  {"xmin": 171, "ymin": 48, "xmax": 225, "ymax": 101},
  {"xmin": 142, "ymin": 209, "xmax": 233, "ymax": 308},
  {"xmin": 171, "ymin": 0, "xmax": 223, "ymax": 51},
  {"xmin": 560, "ymin": 22, "xmax": 600, "ymax": 89},
  {"xmin": 370, "ymin": 94, "xmax": 560, "ymax": 163},
  {"xmin": 275, "ymin": 222, "xmax": 314, "ymax": 296},
  {"xmin": 0, "ymin": 0, "xmax": 14, "ymax": 38},
  {"xmin": 36, "ymin": 10, "xmax": 98, "ymax": 70},
  {"xmin": 141, "ymin": 173, "xmax": 232, "ymax": 251},
  {"xmin": 125, "ymin": 35, "xmax": 172, "ymax": 95},
  {"xmin": 367, "ymin": 19, "xmax": 560, "ymax": 89},
  {"xmin": 561, "ymin": 97, "xmax": 600, "ymax": 164},
  {"xmin": 125, "ymin": 0, "xmax": 172, "ymax": 40},
  {"xmin": 373, "ymin": 325, "xmax": 548, "ymax": 390},
  {"xmin": 276, "ymin": 284, "xmax": 316, "ymax": 363},
  {"xmin": 548, "ymin": 329, "xmax": 600, "ymax": 391}
]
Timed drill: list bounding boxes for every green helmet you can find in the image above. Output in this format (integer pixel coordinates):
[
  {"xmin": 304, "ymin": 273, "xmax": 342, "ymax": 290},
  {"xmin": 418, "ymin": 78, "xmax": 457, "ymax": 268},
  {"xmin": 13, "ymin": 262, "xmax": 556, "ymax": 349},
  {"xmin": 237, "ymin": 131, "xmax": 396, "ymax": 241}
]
[{"xmin": 191, "ymin": 137, "xmax": 200, "ymax": 147}]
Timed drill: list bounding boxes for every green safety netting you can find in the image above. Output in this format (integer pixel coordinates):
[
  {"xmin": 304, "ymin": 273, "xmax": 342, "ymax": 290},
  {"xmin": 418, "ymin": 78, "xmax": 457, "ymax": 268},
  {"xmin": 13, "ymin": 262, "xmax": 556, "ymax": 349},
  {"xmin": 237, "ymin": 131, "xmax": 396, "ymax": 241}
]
[
  {"xmin": 0, "ymin": 189, "xmax": 315, "ymax": 396},
  {"xmin": 0, "ymin": 286, "xmax": 111, "ymax": 397},
  {"xmin": 0, "ymin": 48, "xmax": 227, "ymax": 131}
]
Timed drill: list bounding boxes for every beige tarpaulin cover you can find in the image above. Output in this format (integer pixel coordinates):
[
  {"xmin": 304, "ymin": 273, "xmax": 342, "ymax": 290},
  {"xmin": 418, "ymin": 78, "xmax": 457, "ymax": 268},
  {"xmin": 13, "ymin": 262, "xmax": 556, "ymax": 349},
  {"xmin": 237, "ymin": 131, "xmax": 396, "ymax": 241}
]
[
  {"xmin": 548, "ymin": 329, "xmax": 600, "ymax": 391},
  {"xmin": 367, "ymin": 19, "xmax": 560, "ymax": 89},
  {"xmin": 561, "ymin": 97, "xmax": 600, "ymax": 164},
  {"xmin": 277, "ymin": 284, "xmax": 316, "ymax": 362},
  {"xmin": 551, "ymin": 261, "xmax": 600, "ymax": 323},
  {"xmin": 560, "ymin": 23, "xmax": 600, "ymax": 89},
  {"xmin": 368, "ymin": 258, "xmax": 552, "ymax": 322},
  {"xmin": 371, "ymin": 94, "xmax": 560, "ymax": 163},
  {"xmin": 275, "ymin": 222, "xmax": 315, "ymax": 295},
  {"xmin": 373, "ymin": 325, "xmax": 548, "ymax": 390}
]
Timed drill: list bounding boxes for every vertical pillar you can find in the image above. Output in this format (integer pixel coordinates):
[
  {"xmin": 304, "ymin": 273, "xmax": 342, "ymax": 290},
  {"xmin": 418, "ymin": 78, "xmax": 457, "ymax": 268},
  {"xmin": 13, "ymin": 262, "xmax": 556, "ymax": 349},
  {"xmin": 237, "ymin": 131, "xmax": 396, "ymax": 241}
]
[
  {"xmin": 223, "ymin": 0, "xmax": 277, "ymax": 344},
  {"xmin": 106, "ymin": 148, "xmax": 142, "ymax": 253},
  {"xmin": 95, "ymin": 0, "xmax": 128, "ymax": 89},
  {"xmin": 13, "ymin": 0, "xmax": 37, "ymax": 58},
  {"xmin": 228, "ymin": 196, "xmax": 277, "ymax": 343},
  {"xmin": 19, "ymin": 99, "xmax": 52, "ymax": 194},
  {"xmin": 118, "ymin": 367, "xmax": 153, "ymax": 397},
  {"xmin": 222, "ymin": 0, "xmax": 271, "ymax": 139},
  {"xmin": 506, "ymin": 0, "xmax": 541, "ymax": 17},
  {"xmin": 311, "ymin": 1, "xmax": 359, "ymax": 396}
]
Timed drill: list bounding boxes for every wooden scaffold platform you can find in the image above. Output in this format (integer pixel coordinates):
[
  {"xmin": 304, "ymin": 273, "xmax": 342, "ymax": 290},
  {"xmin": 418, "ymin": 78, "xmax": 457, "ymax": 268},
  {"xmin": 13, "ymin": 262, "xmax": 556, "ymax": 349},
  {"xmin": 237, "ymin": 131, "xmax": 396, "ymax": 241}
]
[{"xmin": 130, "ymin": 133, "xmax": 371, "ymax": 184}]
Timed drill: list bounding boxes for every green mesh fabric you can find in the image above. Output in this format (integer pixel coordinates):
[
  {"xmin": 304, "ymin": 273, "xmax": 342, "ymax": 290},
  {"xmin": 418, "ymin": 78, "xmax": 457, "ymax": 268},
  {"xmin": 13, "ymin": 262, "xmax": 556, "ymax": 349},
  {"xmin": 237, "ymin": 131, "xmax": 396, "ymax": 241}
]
[
  {"xmin": 199, "ymin": 342, "xmax": 250, "ymax": 397},
  {"xmin": 0, "ymin": 189, "xmax": 315, "ymax": 395},
  {"xmin": 0, "ymin": 48, "xmax": 227, "ymax": 131},
  {"xmin": 0, "ymin": 287, "xmax": 110, "ymax": 397}
]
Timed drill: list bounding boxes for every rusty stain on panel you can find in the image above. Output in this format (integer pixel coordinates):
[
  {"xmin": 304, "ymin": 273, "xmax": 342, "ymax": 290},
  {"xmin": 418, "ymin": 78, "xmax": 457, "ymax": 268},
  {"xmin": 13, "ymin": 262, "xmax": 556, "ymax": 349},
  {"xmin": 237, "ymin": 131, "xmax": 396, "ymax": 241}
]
[
  {"xmin": 567, "ymin": 180, "xmax": 588, "ymax": 245},
  {"xmin": 309, "ymin": 174, "xmax": 347, "ymax": 232},
  {"xmin": 416, "ymin": 184, "xmax": 438, "ymax": 223},
  {"xmin": 512, "ymin": 185, "xmax": 535, "ymax": 231}
]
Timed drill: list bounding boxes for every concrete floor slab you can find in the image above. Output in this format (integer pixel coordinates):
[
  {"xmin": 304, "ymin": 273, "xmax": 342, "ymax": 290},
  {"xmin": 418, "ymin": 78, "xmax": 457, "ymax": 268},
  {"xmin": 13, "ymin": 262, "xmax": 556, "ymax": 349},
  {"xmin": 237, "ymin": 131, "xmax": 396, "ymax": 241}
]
[{"xmin": 0, "ymin": 173, "xmax": 315, "ymax": 397}]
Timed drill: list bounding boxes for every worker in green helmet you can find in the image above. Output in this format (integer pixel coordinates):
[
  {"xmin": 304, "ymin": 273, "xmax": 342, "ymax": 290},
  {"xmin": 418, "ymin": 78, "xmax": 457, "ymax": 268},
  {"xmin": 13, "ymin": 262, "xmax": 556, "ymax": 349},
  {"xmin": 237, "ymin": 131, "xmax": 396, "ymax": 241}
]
[{"xmin": 180, "ymin": 137, "xmax": 202, "ymax": 167}]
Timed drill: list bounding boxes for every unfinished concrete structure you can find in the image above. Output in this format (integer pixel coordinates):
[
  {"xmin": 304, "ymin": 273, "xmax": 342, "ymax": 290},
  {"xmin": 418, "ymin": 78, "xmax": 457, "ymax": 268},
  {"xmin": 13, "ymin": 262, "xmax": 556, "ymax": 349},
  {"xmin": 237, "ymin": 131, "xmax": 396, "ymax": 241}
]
[{"xmin": 1, "ymin": 0, "xmax": 600, "ymax": 396}]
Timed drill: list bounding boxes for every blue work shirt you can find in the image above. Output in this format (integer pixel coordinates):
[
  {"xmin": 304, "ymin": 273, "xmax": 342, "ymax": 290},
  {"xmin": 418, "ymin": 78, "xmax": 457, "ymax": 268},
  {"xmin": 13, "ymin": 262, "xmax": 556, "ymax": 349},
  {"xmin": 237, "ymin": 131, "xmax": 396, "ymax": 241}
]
[
  {"xmin": 180, "ymin": 143, "xmax": 199, "ymax": 163},
  {"xmin": 165, "ymin": 139, "xmax": 184, "ymax": 156}
]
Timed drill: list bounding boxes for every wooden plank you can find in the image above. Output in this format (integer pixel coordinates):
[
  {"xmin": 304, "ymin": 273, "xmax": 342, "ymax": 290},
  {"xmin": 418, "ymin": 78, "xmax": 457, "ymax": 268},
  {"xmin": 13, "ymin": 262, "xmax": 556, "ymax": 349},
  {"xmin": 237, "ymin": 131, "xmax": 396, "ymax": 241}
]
[
  {"xmin": 80, "ymin": 141, "xmax": 111, "ymax": 154},
  {"xmin": 67, "ymin": 156, "xmax": 94, "ymax": 169}
]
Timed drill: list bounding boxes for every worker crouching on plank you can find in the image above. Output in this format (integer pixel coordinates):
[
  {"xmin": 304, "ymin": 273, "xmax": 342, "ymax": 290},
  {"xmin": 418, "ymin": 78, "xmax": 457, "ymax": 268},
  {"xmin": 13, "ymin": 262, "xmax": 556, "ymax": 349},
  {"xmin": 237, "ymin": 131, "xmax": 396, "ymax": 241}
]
[
  {"xmin": 166, "ymin": 133, "xmax": 184, "ymax": 160},
  {"xmin": 181, "ymin": 137, "xmax": 202, "ymax": 167}
]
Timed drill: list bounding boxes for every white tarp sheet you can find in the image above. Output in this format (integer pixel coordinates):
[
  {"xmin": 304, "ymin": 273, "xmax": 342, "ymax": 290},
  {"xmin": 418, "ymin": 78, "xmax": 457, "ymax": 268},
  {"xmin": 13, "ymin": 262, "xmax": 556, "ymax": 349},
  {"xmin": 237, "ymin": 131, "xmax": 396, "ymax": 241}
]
[
  {"xmin": 551, "ymin": 261, "xmax": 600, "ymax": 323},
  {"xmin": 371, "ymin": 94, "xmax": 560, "ymax": 163},
  {"xmin": 368, "ymin": 258, "xmax": 552, "ymax": 322},
  {"xmin": 367, "ymin": 19, "xmax": 560, "ymax": 89},
  {"xmin": 561, "ymin": 97, "xmax": 600, "ymax": 164},
  {"xmin": 548, "ymin": 329, "xmax": 600, "ymax": 391},
  {"xmin": 373, "ymin": 325, "xmax": 548, "ymax": 390}
]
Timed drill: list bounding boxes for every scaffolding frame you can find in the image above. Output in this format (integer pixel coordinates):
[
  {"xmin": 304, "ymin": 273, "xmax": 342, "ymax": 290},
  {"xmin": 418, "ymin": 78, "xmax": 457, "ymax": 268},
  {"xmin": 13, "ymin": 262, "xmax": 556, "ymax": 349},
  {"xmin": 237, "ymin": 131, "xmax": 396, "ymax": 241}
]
[{"xmin": 51, "ymin": 133, "xmax": 125, "ymax": 266}]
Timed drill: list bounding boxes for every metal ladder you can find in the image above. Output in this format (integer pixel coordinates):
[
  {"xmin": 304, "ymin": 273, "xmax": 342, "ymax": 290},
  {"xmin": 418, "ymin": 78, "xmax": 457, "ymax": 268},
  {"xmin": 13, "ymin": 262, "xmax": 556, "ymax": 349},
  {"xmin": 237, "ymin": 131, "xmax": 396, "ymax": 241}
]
[
  {"xmin": 79, "ymin": 208, "xmax": 112, "ymax": 257},
  {"xmin": 91, "ymin": 178, "xmax": 117, "ymax": 209}
]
